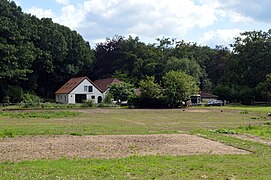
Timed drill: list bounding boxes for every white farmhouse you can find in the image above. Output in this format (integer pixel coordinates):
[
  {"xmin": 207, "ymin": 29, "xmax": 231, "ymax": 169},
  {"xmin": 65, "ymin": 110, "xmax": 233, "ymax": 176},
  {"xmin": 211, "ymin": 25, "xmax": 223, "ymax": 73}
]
[{"xmin": 55, "ymin": 77, "xmax": 104, "ymax": 104}]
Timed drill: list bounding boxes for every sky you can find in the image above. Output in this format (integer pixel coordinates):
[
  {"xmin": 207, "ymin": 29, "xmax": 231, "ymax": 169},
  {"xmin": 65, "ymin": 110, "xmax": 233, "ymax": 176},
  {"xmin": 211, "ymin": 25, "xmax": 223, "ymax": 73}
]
[{"xmin": 13, "ymin": 0, "xmax": 271, "ymax": 48}]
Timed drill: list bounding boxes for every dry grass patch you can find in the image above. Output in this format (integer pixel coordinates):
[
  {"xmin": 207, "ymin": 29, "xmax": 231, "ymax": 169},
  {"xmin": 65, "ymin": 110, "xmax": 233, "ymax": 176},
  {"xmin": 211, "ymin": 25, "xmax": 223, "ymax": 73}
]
[{"xmin": 0, "ymin": 134, "xmax": 249, "ymax": 162}]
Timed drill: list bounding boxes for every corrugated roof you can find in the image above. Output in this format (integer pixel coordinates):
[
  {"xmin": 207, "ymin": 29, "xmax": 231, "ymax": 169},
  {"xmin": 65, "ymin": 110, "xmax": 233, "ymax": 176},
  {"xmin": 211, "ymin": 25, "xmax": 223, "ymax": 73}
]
[
  {"xmin": 55, "ymin": 76, "xmax": 103, "ymax": 94},
  {"xmin": 94, "ymin": 78, "xmax": 122, "ymax": 92}
]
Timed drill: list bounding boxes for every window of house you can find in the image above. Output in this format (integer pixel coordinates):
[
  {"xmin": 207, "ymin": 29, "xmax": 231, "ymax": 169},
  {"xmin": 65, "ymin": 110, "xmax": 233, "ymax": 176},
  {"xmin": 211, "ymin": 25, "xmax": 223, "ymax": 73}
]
[
  {"xmin": 84, "ymin": 86, "xmax": 88, "ymax": 92},
  {"xmin": 88, "ymin": 86, "xmax": 93, "ymax": 92},
  {"xmin": 91, "ymin": 96, "xmax": 95, "ymax": 99}
]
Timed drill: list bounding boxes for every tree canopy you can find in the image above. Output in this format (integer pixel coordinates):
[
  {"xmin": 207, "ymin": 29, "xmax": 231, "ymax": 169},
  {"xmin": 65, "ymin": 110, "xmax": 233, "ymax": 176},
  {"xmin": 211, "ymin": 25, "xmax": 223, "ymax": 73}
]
[
  {"xmin": 1, "ymin": 0, "xmax": 271, "ymax": 105},
  {"xmin": 0, "ymin": 0, "xmax": 95, "ymax": 101}
]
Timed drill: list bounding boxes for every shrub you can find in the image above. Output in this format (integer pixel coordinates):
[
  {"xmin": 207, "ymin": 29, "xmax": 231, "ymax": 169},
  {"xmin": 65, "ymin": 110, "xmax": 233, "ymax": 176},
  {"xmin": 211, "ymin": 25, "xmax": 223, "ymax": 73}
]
[
  {"xmin": 81, "ymin": 99, "xmax": 93, "ymax": 107},
  {"xmin": 4, "ymin": 85, "xmax": 24, "ymax": 103},
  {"xmin": 103, "ymin": 93, "xmax": 113, "ymax": 104},
  {"xmin": 2, "ymin": 96, "xmax": 10, "ymax": 104},
  {"xmin": 22, "ymin": 93, "xmax": 42, "ymax": 108},
  {"xmin": 240, "ymin": 111, "xmax": 249, "ymax": 114},
  {"xmin": 96, "ymin": 103, "xmax": 119, "ymax": 108},
  {"xmin": 209, "ymin": 129, "xmax": 236, "ymax": 134}
]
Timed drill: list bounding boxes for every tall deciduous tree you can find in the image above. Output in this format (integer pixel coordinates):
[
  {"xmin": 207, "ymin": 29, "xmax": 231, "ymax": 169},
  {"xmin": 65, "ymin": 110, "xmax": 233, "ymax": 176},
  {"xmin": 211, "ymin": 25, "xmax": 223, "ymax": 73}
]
[
  {"xmin": 256, "ymin": 73, "xmax": 271, "ymax": 103},
  {"xmin": 137, "ymin": 76, "xmax": 165, "ymax": 108},
  {"xmin": 0, "ymin": 0, "xmax": 96, "ymax": 101},
  {"xmin": 109, "ymin": 82, "xmax": 135, "ymax": 102},
  {"xmin": 165, "ymin": 57, "xmax": 203, "ymax": 83},
  {"xmin": 225, "ymin": 30, "xmax": 271, "ymax": 88},
  {"xmin": 163, "ymin": 71, "xmax": 199, "ymax": 107}
]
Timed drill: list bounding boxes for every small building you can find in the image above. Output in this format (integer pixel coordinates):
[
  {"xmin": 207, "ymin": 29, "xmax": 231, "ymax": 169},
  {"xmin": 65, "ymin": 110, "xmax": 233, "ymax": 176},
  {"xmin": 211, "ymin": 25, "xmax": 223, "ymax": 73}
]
[
  {"xmin": 55, "ymin": 77, "xmax": 104, "ymax": 104},
  {"xmin": 94, "ymin": 77, "xmax": 122, "ymax": 95},
  {"xmin": 200, "ymin": 91, "xmax": 218, "ymax": 102},
  {"xmin": 191, "ymin": 94, "xmax": 201, "ymax": 105}
]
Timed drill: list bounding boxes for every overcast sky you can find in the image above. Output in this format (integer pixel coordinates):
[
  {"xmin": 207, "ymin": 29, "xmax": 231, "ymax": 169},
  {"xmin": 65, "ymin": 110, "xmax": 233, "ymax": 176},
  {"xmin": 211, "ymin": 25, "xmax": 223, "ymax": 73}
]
[{"xmin": 14, "ymin": 0, "xmax": 271, "ymax": 48}]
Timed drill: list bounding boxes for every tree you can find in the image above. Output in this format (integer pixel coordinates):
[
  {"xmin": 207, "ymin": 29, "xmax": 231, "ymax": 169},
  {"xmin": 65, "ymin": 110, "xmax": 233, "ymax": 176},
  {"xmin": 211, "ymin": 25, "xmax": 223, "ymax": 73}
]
[
  {"xmin": 93, "ymin": 35, "xmax": 161, "ymax": 84},
  {"xmin": 225, "ymin": 30, "xmax": 271, "ymax": 88},
  {"xmin": 0, "ymin": 0, "xmax": 96, "ymax": 101},
  {"xmin": 256, "ymin": 73, "xmax": 271, "ymax": 103},
  {"xmin": 109, "ymin": 82, "xmax": 135, "ymax": 102},
  {"xmin": 163, "ymin": 71, "xmax": 199, "ymax": 107},
  {"xmin": 165, "ymin": 57, "xmax": 203, "ymax": 83},
  {"xmin": 136, "ymin": 76, "xmax": 165, "ymax": 108},
  {"xmin": 213, "ymin": 84, "xmax": 235, "ymax": 102},
  {"xmin": 139, "ymin": 76, "xmax": 162, "ymax": 99}
]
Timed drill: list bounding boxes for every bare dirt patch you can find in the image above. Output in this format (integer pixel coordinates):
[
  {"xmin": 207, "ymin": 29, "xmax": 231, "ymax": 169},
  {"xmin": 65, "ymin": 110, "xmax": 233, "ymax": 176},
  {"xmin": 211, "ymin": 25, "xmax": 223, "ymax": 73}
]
[
  {"xmin": 228, "ymin": 134, "xmax": 271, "ymax": 146},
  {"xmin": 0, "ymin": 134, "xmax": 249, "ymax": 162}
]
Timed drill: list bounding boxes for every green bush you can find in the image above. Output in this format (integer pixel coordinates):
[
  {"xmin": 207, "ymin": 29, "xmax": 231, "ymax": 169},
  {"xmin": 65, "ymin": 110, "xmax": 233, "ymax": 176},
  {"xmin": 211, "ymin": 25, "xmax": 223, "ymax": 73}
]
[
  {"xmin": 240, "ymin": 111, "xmax": 249, "ymax": 114},
  {"xmin": 103, "ymin": 93, "xmax": 113, "ymax": 104},
  {"xmin": 96, "ymin": 103, "xmax": 119, "ymax": 108},
  {"xmin": 209, "ymin": 129, "xmax": 236, "ymax": 134},
  {"xmin": 81, "ymin": 99, "xmax": 94, "ymax": 107},
  {"xmin": 2, "ymin": 96, "xmax": 10, "ymax": 103},
  {"xmin": 4, "ymin": 86, "xmax": 24, "ymax": 103},
  {"xmin": 22, "ymin": 93, "xmax": 42, "ymax": 108}
]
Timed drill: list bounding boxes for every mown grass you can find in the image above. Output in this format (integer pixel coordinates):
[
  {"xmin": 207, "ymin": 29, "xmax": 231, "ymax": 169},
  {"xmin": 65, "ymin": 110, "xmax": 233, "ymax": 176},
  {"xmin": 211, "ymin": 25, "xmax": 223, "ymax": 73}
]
[
  {"xmin": 203, "ymin": 104, "xmax": 271, "ymax": 113},
  {"xmin": 0, "ymin": 111, "xmax": 79, "ymax": 119},
  {"xmin": 0, "ymin": 108, "xmax": 266, "ymax": 137},
  {"xmin": 236, "ymin": 123, "xmax": 271, "ymax": 140},
  {"xmin": 0, "ymin": 107, "xmax": 270, "ymax": 179}
]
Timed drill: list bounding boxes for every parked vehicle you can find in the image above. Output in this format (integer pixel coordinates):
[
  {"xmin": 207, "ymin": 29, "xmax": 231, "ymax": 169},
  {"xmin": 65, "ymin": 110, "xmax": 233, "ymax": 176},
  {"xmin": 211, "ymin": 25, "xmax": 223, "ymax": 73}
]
[{"xmin": 206, "ymin": 100, "xmax": 223, "ymax": 106}]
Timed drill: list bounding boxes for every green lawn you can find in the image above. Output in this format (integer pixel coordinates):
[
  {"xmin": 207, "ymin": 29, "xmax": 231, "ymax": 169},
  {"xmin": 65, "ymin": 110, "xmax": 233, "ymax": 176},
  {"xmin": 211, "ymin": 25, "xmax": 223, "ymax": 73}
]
[
  {"xmin": 0, "ymin": 107, "xmax": 270, "ymax": 179},
  {"xmin": 0, "ymin": 108, "xmax": 266, "ymax": 137},
  {"xmin": 203, "ymin": 104, "xmax": 271, "ymax": 113}
]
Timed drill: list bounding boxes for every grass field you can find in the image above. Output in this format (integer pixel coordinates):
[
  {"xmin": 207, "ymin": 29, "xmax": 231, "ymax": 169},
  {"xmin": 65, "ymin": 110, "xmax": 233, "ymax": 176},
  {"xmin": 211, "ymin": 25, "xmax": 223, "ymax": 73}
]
[
  {"xmin": 0, "ymin": 107, "xmax": 270, "ymax": 179},
  {"xmin": 0, "ymin": 108, "xmax": 266, "ymax": 137}
]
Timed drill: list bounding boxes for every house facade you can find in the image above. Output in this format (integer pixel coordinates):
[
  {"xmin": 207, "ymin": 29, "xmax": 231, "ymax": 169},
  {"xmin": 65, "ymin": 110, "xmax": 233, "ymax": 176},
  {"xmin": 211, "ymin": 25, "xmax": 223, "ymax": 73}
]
[{"xmin": 55, "ymin": 77, "xmax": 104, "ymax": 104}]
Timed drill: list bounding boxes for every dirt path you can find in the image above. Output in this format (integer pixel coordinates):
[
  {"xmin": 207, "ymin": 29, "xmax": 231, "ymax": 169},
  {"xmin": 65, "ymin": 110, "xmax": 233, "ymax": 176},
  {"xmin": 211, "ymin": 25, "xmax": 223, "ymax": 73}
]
[
  {"xmin": 0, "ymin": 134, "xmax": 249, "ymax": 162},
  {"xmin": 228, "ymin": 134, "xmax": 271, "ymax": 146}
]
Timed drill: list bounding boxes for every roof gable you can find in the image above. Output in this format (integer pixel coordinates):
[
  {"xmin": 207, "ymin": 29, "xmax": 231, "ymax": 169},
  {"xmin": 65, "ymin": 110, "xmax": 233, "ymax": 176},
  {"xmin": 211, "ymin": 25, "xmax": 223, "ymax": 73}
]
[
  {"xmin": 55, "ymin": 76, "xmax": 103, "ymax": 94},
  {"xmin": 94, "ymin": 78, "xmax": 122, "ymax": 92}
]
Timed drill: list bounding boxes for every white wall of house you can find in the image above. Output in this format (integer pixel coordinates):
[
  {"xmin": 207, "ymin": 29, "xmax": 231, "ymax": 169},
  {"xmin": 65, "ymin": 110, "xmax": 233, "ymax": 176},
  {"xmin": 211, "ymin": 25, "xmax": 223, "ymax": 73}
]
[
  {"xmin": 56, "ymin": 94, "xmax": 69, "ymax": 104},
  {"xmin": 103, "ymin": 88, "xmax": 110, "ymax": 97},
  {"xmin": 56, "ymin": 79, "xmax": 104, "ymax": 104},
  {"xmin": 69, "ymin": 79, "xmax": 104, "ymax": 104}
]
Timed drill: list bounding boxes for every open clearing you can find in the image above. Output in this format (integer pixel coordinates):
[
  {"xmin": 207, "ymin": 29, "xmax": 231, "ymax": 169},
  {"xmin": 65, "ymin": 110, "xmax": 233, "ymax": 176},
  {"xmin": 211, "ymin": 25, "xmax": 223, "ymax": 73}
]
[
  {"xmin": 0, "ymin": 134, "xmax": 249, "ymax": 162},
  {"xmin": 0, "ymin": 107, "xmax": 270, "ymax": 179}
]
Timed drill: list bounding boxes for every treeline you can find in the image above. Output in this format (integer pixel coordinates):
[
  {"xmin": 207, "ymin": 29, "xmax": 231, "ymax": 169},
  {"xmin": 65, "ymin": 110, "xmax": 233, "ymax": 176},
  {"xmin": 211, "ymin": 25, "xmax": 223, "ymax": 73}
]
[
  {"xmin": 0, "ymin": 0, "xmax": 95, "ymax": 102},
  {"xmin": 1, "ymin": 0, "xmax": 271, "ymax": 104},
  {"xmin": 94, "ymin": 32, "xmax": 271, "ymax": 104}
]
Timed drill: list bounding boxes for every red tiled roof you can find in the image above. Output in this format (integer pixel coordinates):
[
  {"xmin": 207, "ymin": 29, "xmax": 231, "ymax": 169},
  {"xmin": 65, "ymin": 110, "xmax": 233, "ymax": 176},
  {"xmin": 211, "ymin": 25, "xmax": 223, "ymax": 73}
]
[
  {"xmin": 55, "ymin": 76, "xmax": 103, "ymax": 94},
  {"xmin": 94, "ymin": 78, "xmax": 122, "ymax": 92},
  {"xmin": 200, "ymin": 91, "xmax": 218, "ymax": 98}
]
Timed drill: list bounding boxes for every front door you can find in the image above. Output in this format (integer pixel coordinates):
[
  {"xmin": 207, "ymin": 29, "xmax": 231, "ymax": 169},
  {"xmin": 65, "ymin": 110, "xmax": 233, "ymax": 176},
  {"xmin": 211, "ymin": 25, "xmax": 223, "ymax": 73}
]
[
  {"xmin": 98, "ymin": 96, "xmax": 102, "ymax": 103},
  {"xmin": 75, "ymin": 94, "xmax": 86, "ymax": 103}
]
